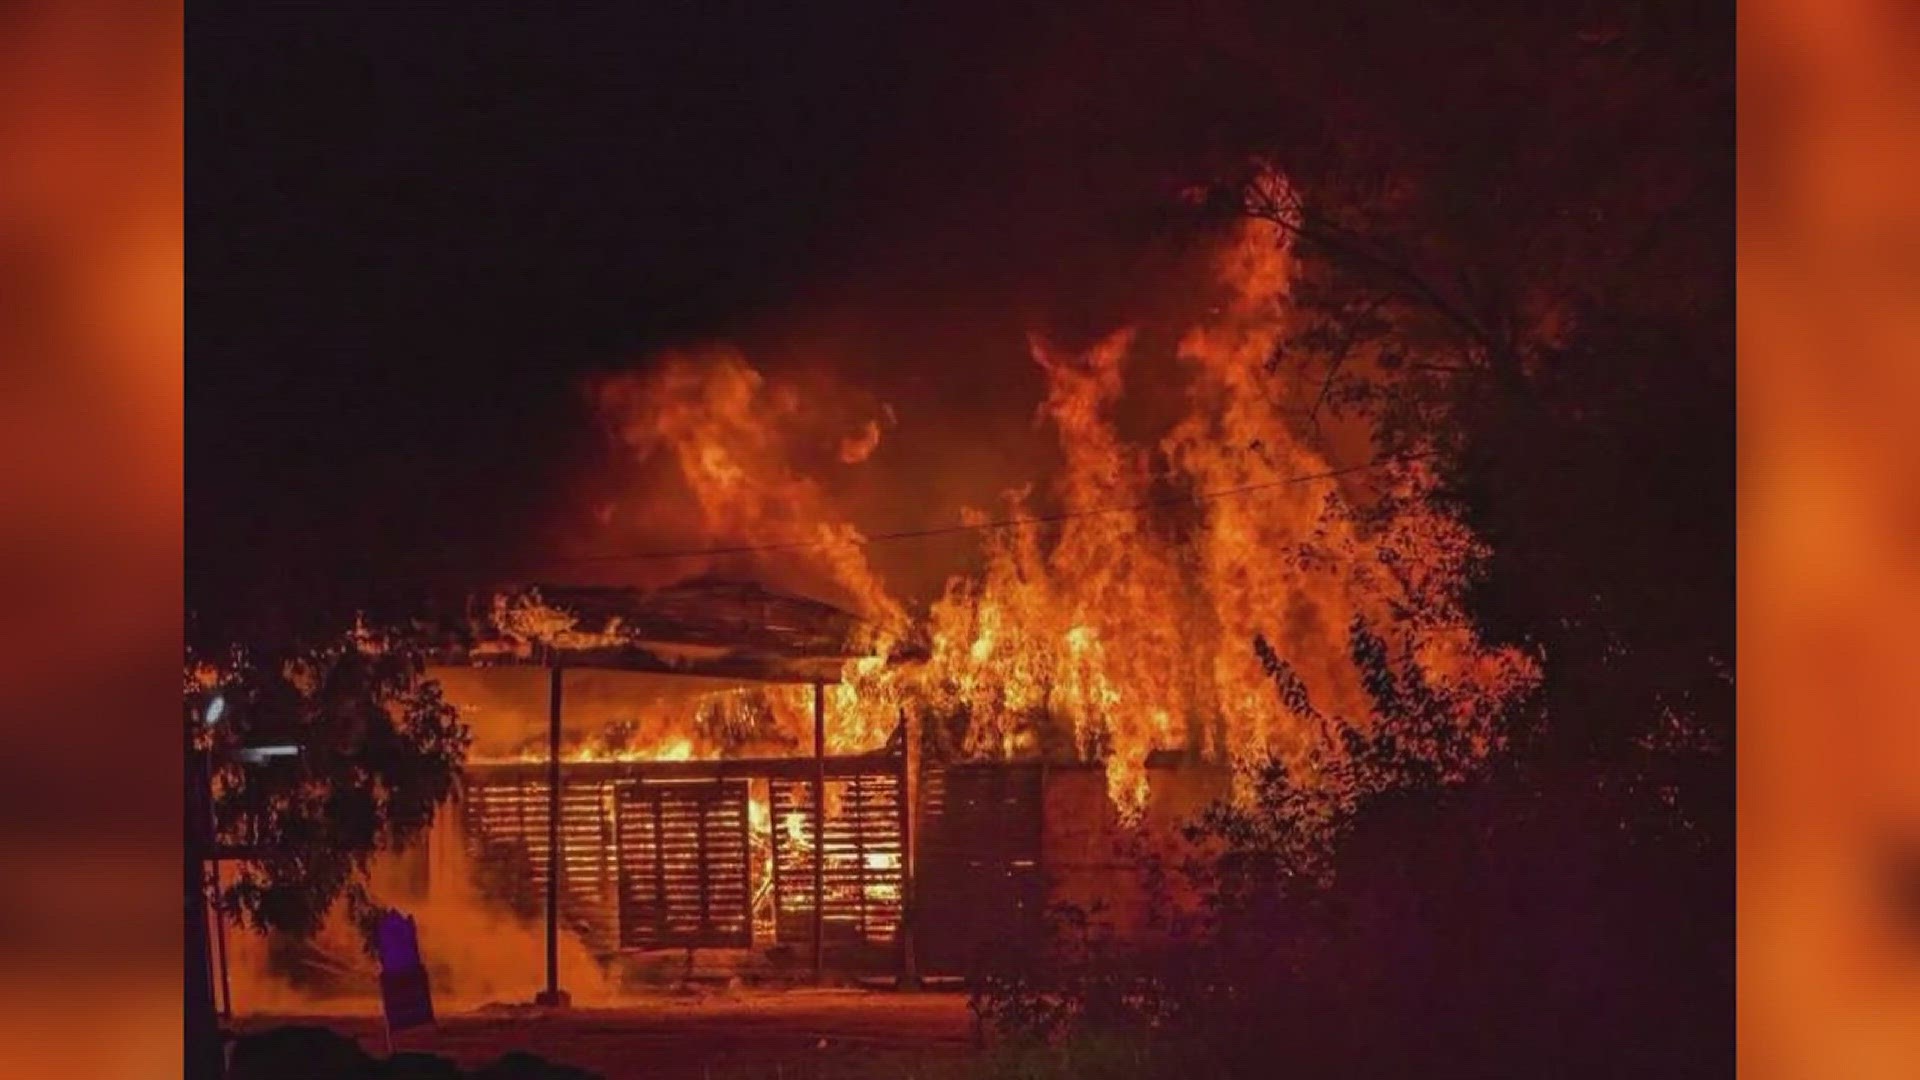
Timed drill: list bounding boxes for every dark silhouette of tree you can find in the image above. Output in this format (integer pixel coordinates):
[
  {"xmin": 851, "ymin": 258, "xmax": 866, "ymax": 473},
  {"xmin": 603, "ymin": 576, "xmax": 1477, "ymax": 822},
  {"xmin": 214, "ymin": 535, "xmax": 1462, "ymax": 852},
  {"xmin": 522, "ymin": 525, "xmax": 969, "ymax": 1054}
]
[
  {"xmin": 1175, "ymin": 603, "xmax": 1729, "ymax": 1076},
  {"xmin": 188, "ymin": 625, "xmax": 470, "ymax": 944},
  {"xmin": 1188, "ymin": 1, "xmax": 1733, "ymax": 846},
  {"xmin": 1120, "ymin": 7, "xmax": 1732, "ymax": 1073},
  {"xmin": 1192, "ymin": 614, "xmax": 1499, "ymax": 908}
]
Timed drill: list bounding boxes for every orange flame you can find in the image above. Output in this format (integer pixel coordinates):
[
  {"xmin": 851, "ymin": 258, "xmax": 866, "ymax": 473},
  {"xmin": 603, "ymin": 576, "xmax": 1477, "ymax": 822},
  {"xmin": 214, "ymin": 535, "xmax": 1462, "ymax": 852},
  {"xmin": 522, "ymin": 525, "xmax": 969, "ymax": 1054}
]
[{"xmin": 567, "ymin": 216, "xmax": 1534, "ymax": 812}]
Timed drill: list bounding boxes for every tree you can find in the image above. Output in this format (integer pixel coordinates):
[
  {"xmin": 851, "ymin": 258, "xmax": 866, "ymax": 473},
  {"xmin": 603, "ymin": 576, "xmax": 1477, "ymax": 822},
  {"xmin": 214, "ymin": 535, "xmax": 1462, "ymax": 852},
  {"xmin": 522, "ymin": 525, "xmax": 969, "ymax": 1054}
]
[
  {"xmin": 1100, "ymin": 6, "xmax": 1731, "ymax": 1069},
  {"xmin": 188, "ymin": 624, "xmax": 470, "ymax": 944},
  {"xmin": 1202, "ymin": 1, "xmax": 1733, "ymax": 844}
]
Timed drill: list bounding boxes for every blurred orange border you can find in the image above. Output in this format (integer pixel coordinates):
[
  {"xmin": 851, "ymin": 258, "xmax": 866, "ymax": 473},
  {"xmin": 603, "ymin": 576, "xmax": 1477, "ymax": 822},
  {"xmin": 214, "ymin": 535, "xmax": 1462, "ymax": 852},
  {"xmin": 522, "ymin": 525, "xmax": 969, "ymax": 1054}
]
[
  {"xmin": 0, "ymin": 0, "xmax": 1911, "ymax": 1075},
  {"xmin": 0, "ymin": 4, "xmax": 183, "ymax": 1079},
  {"xmin": 1741, "ymin": 0, "xmax": 1920, "ymax": 1075}
]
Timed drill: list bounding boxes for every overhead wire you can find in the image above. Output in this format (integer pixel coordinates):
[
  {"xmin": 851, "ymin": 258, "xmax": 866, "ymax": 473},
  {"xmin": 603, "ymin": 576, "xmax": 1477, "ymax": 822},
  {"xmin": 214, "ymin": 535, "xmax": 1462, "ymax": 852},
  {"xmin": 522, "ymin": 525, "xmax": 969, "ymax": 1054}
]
[{"xmin": 466, "ymin": 448, "xmax": 1442, "ymax": 572}]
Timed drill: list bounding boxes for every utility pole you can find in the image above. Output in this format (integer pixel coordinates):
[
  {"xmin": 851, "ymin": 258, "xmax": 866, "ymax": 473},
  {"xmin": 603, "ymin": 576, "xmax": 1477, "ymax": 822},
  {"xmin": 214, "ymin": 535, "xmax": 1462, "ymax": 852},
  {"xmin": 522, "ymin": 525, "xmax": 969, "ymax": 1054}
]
[{"xmin": 186, "ymin": 740, "xmax": 223, "ymax": 1079}]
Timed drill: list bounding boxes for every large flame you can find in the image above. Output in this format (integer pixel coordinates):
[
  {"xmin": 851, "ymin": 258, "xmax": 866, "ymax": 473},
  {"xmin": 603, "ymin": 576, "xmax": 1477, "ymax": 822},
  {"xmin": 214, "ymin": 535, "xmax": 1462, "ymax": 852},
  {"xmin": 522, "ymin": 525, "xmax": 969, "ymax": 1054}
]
[
  {"xmin": 589, "ymin": 350, "xmax": 908, "ymax": 643},
  {"xmin": 527, "ymin": 216, "xmax": 1532, "ymax": 815}
]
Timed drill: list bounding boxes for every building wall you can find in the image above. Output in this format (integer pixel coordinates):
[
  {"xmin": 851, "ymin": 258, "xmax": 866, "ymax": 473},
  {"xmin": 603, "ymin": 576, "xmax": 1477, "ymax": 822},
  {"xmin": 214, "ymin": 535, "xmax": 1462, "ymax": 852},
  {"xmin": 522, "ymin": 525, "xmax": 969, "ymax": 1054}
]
[
  {"xmin": 914, "ymin": 760, "xmax": 1230, "ymax": 975},
  {"xmin": 1043, "ymin": 763, "xmax": 1229, "ymax": 944}
]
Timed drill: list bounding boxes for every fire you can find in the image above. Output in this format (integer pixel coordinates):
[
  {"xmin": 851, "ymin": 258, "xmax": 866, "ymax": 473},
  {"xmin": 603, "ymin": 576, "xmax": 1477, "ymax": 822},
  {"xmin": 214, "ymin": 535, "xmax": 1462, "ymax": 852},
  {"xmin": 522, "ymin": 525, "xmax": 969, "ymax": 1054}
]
[
  {"xmin": 483, "ymin": 590, "xmax": 629, "ymax": 657},
  {"xmin": 837, "ymin": 418, "xmax": 884, "ymax": 464},
  {"xmin": 588, "ymin": 349, "xmax": 908, "ymax": 646},
  {"xmin": 566, "ymin": 214, "xmax": 1534, "ymax": 812},
  {"xmin": 782, "ymin": 810, "xmax": 811, "ymax": 852},
  {"xmin": 451, "ymin": 666, "xmax": 887, "ymax": 769},
  {"xmin": 541, "ymin": 734, "xmax": 690, "ymax": 765}
]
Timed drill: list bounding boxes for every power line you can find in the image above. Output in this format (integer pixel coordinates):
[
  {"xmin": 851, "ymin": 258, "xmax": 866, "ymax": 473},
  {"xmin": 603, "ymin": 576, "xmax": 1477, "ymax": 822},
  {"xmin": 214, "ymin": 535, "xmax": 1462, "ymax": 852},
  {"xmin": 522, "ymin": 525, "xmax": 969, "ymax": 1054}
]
[{"xmin": 481, "ymin": 449, "xmax": 1439, "ymax": 572}]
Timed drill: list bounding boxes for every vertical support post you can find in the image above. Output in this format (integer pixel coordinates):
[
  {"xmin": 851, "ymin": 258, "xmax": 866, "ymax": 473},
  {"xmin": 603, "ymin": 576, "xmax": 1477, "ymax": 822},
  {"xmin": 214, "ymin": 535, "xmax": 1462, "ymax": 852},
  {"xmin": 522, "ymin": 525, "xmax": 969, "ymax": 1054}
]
[
  {"xmin": 896, "ymin": 713, "xmax": 918, "ymax": 987},
  {"xmin": 538, "ymin": 660, "xmax": 569, "ymax": 1008},
  {"xmin": 812, "ymin": 680, "xmax": 827, "ymax": 984}
]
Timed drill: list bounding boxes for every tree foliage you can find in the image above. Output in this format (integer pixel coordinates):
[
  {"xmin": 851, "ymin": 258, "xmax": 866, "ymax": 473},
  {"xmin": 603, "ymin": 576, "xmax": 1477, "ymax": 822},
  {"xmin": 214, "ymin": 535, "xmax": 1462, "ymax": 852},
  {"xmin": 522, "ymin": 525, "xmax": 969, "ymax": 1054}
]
[
  {"xmin": 1191, "ymin": 614, "xmax": 1497, "ymax": 908},
  {"xmin": 966, "ymin": 6, "xmax": 1731, "ymax": 1072},
  {"xmin": 188, "ymin": 626, "xmax": 470, "ymax": 942},
  {"xmin": 1199, "ymin": 1, "xmax": 1732, "ymax": 843}
]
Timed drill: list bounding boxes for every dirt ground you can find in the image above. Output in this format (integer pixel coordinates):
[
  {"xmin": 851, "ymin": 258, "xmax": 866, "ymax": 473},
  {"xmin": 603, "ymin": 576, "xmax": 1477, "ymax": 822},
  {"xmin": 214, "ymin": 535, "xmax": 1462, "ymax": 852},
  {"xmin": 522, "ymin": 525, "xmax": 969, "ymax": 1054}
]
[{"xmin": 234, "ymin": 988, "xmax": 983, "ymax": 1080}]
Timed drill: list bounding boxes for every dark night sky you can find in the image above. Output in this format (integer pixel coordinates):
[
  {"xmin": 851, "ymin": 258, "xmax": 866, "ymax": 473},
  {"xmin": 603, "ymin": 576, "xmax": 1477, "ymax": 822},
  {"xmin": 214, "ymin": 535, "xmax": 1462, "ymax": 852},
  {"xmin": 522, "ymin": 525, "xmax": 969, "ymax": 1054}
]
[
  {"xmin": 188, "ymin": 3, "xmax": 1730, "ymax": 634},
  {"xmin": 187, "ymin": 4, "xmax": 1226, "ymax": 625}
]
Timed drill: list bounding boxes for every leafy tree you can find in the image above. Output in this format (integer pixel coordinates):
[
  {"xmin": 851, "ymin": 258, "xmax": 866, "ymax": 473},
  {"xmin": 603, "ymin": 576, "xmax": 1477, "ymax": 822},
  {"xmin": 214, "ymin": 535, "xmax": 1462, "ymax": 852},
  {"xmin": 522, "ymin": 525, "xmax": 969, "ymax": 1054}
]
[
  {"xmin": 1188, "ymin": 1, "xmax": 1733, "ymax": 844},
  {"xmin": 1174, "ymin": 9, "xmax": 1733, "ymax": 1064},
  {"xmin": 188, "ymin": 625, "xmax": 470, "ymax": 945},
  {"xmin": 1178, "ymin": 601, "xmax": 1725, "ymax": 1075},
  {"xmin": 1190, "ymin": 614, "xmax": 1498, "ymax": 911}
]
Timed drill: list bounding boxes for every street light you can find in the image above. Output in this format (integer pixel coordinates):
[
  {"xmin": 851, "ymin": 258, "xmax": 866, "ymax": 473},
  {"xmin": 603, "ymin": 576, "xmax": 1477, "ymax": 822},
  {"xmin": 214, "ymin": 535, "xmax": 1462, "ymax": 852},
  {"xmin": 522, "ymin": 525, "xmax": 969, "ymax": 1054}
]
[{"xmin": 193, "ymin": 694, "xmax": 306, "ymax": 1026}]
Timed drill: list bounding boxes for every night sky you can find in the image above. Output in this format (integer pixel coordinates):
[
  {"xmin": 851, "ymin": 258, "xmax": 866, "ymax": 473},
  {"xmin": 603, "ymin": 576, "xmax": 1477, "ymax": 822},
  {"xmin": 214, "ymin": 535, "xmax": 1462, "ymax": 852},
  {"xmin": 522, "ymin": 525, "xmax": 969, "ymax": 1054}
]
[
  {"xmin": 188, "ymin": 3, "xmax": 1728, "ymax": 635},
  {"xmin": 188, "ymin": 4, "xmax": 1233, "ymax": 628}
]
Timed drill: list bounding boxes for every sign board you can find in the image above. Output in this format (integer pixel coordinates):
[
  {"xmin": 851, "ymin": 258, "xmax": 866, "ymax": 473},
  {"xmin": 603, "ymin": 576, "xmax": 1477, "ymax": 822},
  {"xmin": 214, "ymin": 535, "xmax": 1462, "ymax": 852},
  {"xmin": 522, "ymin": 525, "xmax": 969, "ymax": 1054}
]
[{"xmin": 375, "ymin": 911, "xmax": 435, "ymax": 1032}]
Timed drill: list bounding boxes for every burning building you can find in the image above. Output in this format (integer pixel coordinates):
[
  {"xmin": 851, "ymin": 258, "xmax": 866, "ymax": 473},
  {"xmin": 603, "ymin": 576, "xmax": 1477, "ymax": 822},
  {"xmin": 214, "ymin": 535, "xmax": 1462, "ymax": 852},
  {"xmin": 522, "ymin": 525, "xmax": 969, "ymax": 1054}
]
[
  {"xmin": 211, "ymin": 215, "xmax": 1535, "ymax": 1006},
  {"xmin": 400, "ymin": 578, "xmax": 1233, "ymax": 989}
]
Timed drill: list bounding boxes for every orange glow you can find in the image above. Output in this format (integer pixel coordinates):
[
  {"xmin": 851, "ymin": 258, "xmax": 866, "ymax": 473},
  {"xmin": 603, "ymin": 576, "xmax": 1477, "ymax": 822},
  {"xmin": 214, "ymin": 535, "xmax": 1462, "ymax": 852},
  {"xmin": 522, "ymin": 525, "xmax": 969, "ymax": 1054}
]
[
  {"xmin": 1741, "ymin": 0, "xmax": 1920, "ymax": 1073},
  {"xmin": 552, "ymin": 216, "xmax": 1533, "ymax": 813}
]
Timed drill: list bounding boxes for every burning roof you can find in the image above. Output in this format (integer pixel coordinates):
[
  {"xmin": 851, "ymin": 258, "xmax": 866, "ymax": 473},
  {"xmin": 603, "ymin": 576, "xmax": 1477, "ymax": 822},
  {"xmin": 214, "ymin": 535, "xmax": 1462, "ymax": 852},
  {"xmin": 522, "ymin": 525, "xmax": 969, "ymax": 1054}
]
[
  {"xmin": 427, "ymin": 576, "xmax": 924, "ymax": 685},
  {"xmin": 351, "ymin": 216, "xmax": 1537, "ymax": 812}
]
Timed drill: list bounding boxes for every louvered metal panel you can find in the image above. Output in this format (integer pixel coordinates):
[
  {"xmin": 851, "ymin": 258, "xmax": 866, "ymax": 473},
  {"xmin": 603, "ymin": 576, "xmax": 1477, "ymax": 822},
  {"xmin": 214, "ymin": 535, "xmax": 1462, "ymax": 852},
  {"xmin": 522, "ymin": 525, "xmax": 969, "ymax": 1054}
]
[
  {"xmin": 462, "ymin": 776, "xmax": 620, "ymax": 951},
  {"xmin": 462, "ymin": 757, "xmax": 906, "ymax": 961},
  {"xmin": 615, "ymin": 780, "xmax": 752, "ymax": 949},
  {"xmin": 768, "ymin": 771, "xmax": 905, "ymax": 946}
]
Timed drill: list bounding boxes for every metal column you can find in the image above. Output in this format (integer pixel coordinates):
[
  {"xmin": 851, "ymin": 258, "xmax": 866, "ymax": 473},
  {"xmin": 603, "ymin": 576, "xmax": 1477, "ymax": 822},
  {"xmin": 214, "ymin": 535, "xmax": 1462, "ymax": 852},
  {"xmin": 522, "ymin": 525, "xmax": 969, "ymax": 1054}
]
[
  {"xmin": 812, "ymin": 681, "xmax": 826, "ymax": 983},
  {"xmin": 897, "ymin": 709, "xmax": 918, "ymax": 987},
  {"xmin": 539, "ymin": 660, "xmax": 569, "ymax": 1007}
]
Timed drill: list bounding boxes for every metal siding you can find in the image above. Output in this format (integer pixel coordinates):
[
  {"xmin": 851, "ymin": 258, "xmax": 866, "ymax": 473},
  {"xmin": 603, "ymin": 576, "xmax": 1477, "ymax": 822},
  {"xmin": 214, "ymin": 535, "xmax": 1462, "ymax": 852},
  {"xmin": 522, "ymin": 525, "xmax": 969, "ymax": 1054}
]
[
  {"xmin": 768, "ymin": 772, "xmax": 905, "ymax": 946},
  {"xmin": 913, "ymin": 763, "xmax": 1048, "ymax": 976},
  {"xmin": 615, "ymin": 780, "xmax": 752, "ymax": 949}
]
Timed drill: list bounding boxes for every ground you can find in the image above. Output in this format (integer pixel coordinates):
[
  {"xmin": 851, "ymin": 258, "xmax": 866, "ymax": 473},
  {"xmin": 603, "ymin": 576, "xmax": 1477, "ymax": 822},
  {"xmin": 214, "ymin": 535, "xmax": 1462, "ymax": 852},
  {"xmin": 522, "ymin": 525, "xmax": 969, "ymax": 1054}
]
[{"xmin": 234, "ymin": 988, "xmax": 982, "ymax": 1080}]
